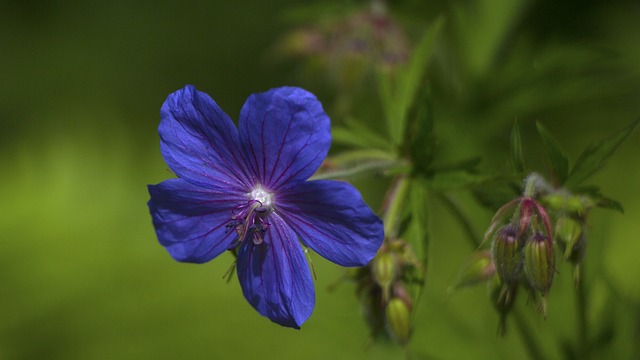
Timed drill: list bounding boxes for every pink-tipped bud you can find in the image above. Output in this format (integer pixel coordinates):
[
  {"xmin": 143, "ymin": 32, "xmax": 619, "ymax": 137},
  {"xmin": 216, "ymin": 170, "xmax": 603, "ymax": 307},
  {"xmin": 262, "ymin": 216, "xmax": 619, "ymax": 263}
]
[
  {"xmin": 523, "ymin": 233, "xmax": 555, "ymax": 294},
  {"xmin": 491, "ymin": 225, "xmax": 522, "ymax": 284}
]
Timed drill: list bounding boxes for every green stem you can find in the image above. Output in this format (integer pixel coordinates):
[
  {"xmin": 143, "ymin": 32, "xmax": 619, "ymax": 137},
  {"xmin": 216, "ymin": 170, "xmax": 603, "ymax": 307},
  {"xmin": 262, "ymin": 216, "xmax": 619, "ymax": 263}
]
[
  {"xmin": 383, "ymin": 176, "xmax": 410, "ymax": 238},
  {"xmin": 575, "ymin": 266, "xmax": 589, "ymax": 360},
  {"xmin": 437, "ymin": 193, "xmax": 480, "ymax": 248},
  {"xmin": 523, "ymin": 175, "xmax": 537, "ymax": 197},
  {"xmin": 513, "ymin": 309, "xmax": 548, "ymax": 360},
  {"xmin": 309, "ymin": 160, "xmax": 403, "ymax": 180}
]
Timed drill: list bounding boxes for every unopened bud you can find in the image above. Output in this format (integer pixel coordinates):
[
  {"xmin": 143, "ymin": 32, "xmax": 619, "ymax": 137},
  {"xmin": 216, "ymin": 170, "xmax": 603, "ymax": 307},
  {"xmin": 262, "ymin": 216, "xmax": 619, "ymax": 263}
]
[
  {"xmin": 542, "ymin": 194, "xmax": 565, "ymax": 211},
  {"xmin": 451, "ymin": 251, "xmax": 495, "ymax": 290},
  {"xmin": 555, "ymin": 216, "xmax": 585, "ymax": 262},
  {"xmin": 372, "ymin": 252, "xmax": 396, "ymax": 301},
  {"xmin": 543, "ymin": 193, "xmax": 592, "ymax": 215},
  {"xmin": 523, "ymin": 233, "xmax": 555, "ymax": 294},
  {"xmin": 385, "ymin": 297, "xmax": 412, "ymax": 345},
  {"xmin": 491, "ymin": 225, "xmax": 522, "ymax": 284},
  {"xmin": 565, "ymin": 196, "xmax": 587, "ymax": 214}
]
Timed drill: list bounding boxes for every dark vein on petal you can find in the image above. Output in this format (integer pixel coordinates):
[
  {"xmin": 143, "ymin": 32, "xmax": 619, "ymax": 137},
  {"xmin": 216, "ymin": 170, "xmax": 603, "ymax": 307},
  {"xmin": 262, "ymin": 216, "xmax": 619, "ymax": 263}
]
[
  {"xmin": 282, "ymin": 210, "xmax": 354, "ymax": 246},
  {"xmin": 267, "ymin": 109, "xmax": 299, "ymax": 186},
  {"xmin": 191, "ymin": 105, "xmax": 252, "ymax": 189},
  {"xmin": 261, "ymin": 112, "xmax": 267, "ymax": 184},
  {"xmin": 167, "ymin": 110, "xmax": 246, "ymax": 192}
]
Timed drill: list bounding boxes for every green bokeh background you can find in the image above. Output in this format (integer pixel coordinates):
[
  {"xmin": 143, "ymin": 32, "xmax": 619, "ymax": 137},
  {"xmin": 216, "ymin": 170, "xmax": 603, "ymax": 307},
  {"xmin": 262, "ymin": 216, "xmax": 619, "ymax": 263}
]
[{"xmin": 2, "ymin": 1, "xmax": 639, "ymax": 359}]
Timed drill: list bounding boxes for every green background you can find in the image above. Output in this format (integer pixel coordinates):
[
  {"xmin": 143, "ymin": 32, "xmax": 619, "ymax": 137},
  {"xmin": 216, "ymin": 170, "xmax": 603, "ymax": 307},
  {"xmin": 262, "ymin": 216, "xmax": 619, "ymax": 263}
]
[{"xmin": 2, "ymin": 0, "xmax": 639, "ymax": 359}]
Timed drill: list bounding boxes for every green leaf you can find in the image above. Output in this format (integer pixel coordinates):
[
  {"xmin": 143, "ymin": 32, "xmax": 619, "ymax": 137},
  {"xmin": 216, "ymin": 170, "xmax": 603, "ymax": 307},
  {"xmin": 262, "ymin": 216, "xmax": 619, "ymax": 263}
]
[
  {"xmin": 326, "ymin": 149, "xmax": 396, "ymax": 166},
  {"xmin": 331, "ymin": 117, "xmax": 391, "ymax": 150},
  {"xmin": 409, "ymin": 86, "xmax": 436, "ymax": 175},
  {"xmin": 428, "ymin": 171, "xmax": 489, "ymax": 191},
  {"xmin": 566, "ymin": 117, "xmax": 640, "ymax": 188},
  {"xmin": 380, "ymin": 16, "xmax": 445, "ymax": 147},
  {"xmin": 409, "ymin": 179, "xmax": 429, "ymax": 275},
  {"xmin": 595, "ymin": 196, "xmax": 624, "ymax": 213},
  {"xmin": 405, "ymin": 179, "xmax": 430, "ymax": 315},
  {"xmin": 510, "ymin": 120, "xmax": 525, "ymax": 173},
  {"xmin": 430, "ymin": 156, "xmax": 481, "ymax": 173},
  {"xmin": 472, "ymin": 178, "xmax": 521, "ymax": 211},
  {"xmin": 536, "ymin": 122, "xmax": 569, "ymax": 184}
]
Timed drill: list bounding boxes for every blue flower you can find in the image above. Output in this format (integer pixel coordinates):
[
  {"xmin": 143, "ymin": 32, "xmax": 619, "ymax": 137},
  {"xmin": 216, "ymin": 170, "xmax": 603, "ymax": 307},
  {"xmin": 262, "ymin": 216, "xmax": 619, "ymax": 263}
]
[{"xmin": 148, "ymin": 85, "xmax": 384, "ymax": 328}]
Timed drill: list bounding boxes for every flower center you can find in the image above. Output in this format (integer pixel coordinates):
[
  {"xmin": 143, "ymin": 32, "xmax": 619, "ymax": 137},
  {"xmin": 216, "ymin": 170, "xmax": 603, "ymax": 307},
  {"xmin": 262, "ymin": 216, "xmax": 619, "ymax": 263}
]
[
  {"xmin": 225, "ymin": 185, "xmax": 274, "ymax": 246},
  {"xmin": 250, "ymin": 186, "xmax": 273, "ymax": 210}
]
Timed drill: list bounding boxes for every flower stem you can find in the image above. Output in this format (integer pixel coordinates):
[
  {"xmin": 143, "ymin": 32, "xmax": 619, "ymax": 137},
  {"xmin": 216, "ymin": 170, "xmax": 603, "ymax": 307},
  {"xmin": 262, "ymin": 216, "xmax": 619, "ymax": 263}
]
[
  {"xmin": 513, "ymin": 309, "xmax": 548, "ymax": 360},
  {"xmin": 437, "ymin": 193, "xmax": 480, "ymax": 248},
  {"xmin": 383, "ymin": 176, "xmax": 410, "ymax": 238},
  {"xmin": 575, "ymin": 265, "xmax": 590, "ymax": 359},
  {"xmin": 523, "ymin": 172, "xmax": 552, "ymax": 197},
  {"xmin": 310, "ymin": 160, "xmax": 405, "ymax": 180}
]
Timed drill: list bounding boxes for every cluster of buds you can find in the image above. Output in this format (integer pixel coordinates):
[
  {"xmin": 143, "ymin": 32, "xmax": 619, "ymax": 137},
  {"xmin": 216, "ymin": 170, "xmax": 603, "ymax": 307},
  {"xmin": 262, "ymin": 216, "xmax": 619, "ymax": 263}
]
[
  {"xmin": 452, "ymin": 173, "xmax": 605, "ymax": 333},
  {"xmin": 487, "ymin": 193, "xmax": 556, "ymax": 298},
  {"xmin": 453, "ymin": 174, "xmax": 559, "ymax": 332},
  {"xmin": 349, "ymin": 238, "xmax": 421, "ymax": 346}
]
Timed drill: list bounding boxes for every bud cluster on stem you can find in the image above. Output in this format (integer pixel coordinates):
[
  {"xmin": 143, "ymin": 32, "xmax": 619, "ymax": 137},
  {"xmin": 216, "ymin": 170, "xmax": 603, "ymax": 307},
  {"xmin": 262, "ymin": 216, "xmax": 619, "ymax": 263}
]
[
  {"xmin": 476, "ymin": 174, "xmax": 558, "ymax": 326},
  {"xmin": 351, "ymin": 238, "xmax": 421, "ymax": 346}
]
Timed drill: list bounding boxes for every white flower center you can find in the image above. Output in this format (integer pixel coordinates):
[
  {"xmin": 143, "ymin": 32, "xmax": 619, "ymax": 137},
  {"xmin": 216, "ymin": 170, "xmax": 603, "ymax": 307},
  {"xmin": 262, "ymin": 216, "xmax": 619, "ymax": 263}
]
[{"xmin": 250, "ymin": 186, "xmax": 273, "ymax": 210}]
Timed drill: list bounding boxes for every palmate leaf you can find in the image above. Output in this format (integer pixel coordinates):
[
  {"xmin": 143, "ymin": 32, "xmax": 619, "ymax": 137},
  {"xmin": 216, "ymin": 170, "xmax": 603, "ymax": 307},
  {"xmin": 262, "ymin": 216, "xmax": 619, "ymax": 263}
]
[
  {"xmin": 565, "ymin": 117, "xmax": 640, "ymax": 188},
  {"xmin": 536, "ymin": 122, "xmax": 569, "ymax": 185}
]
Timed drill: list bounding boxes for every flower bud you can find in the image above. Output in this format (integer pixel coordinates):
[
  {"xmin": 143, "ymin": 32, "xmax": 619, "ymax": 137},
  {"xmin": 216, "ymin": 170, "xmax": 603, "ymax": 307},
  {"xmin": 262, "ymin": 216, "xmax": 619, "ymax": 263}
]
[
  {"xmin": 555, "ymin": 216, "xmax": 585, "ymax": 262},
  {"xmin": 491, "ymin": 225, "xmax": 522, "ymax": 284},
  {"xmin": 523, "ymin": 233, "xmax": 554, "ymax": 294},
  {"xmin": 542, "ymin": 194, "xmax": 565, "ymax": 211},
  {"xmin": 542, "ymin": 193, "xmax": 592, "ymax": 215},
  {"xmin": 451, "ymin": 251, "xmax": 495, "ymax": 290},
  {"xmin": 385, "ymin": 297, "xmax": 412, "ymax": 345},
  {"xmin": 565, "ymin": 196, "xmax": 587, "ymax": 214},
  {"xmin": 372, "ymin": 252, "xmax": 396, "ymax": 301}
]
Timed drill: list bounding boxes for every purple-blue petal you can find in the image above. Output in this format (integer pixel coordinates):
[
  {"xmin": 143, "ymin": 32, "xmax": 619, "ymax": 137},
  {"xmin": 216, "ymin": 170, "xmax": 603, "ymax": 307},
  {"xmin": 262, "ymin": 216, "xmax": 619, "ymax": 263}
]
[
  {"xmin": 277, "ymin": 180, "xmax": 384, "ymax": 267},
  {"xmin": 238, "ymin": 87, "xmax": 330, "ymax": 191},
  {"xmin": 236, "ymin": 212, "xmax": 315, "ymax": 328},
  {"xmin": 148, "ymin": 178, "xmax": 244, "ymax": 263},
  {"xmin": 159, "ymin": 85, "xmax": 252, "ymax": 192}
]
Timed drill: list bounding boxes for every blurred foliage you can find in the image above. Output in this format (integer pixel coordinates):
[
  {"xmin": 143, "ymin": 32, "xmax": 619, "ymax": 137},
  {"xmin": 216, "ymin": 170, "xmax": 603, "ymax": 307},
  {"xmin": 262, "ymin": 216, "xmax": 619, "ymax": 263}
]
[{"xmin": 2, "ymin": 0, "xmax": 640, "ymax": 359}]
